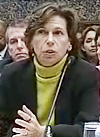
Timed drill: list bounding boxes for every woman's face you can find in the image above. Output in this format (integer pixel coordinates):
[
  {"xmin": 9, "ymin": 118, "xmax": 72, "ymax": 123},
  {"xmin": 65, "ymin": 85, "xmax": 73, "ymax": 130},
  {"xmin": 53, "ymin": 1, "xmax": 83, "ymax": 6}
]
[
  {"xmin": 82, "ymin": 30, "xmax": 97, "ymax": 57},
  {"xmin": 31, "ymin": 15, "xmax": 72, "ymax": 67},
  {"xmin": 97, "ymin": 36, "xmax": 100, "ymax": 64}
]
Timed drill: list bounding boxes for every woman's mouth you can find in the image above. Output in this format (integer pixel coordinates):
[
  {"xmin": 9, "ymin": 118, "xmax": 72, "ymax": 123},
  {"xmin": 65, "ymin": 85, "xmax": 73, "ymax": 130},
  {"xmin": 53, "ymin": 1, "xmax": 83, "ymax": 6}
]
[{"xmin": 43, "ymin": 50, "xmax": 56, "ymax": 57}]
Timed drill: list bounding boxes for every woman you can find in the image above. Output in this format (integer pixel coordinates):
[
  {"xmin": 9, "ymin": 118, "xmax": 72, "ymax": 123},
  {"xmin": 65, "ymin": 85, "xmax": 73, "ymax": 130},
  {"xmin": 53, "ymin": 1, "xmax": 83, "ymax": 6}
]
[
  {"xmin": 95, "ymin": 26, "xmax": 100, "ymax": 70},
  {"xmin": 80, "ymin": 25, "xmax": 99, "ymax": 65},
  {"xmin": 0, "ymin": 2, "xmax": 99, "ymax": 137}
]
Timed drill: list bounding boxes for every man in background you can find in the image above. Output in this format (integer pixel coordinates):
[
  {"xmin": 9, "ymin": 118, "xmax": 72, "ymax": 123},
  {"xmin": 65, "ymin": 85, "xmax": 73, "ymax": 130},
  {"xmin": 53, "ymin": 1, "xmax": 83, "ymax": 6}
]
[{"xmin": 6, "ymin": 19, "xmax": 29, "ymax": 62}]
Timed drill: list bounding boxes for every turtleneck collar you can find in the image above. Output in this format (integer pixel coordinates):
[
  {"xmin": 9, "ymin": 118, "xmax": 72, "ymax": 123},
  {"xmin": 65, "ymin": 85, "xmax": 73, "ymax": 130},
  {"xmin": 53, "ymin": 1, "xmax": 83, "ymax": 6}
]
[{"xmin": 34, "ymin": 54, "xmax": 68, "ymax": 78}]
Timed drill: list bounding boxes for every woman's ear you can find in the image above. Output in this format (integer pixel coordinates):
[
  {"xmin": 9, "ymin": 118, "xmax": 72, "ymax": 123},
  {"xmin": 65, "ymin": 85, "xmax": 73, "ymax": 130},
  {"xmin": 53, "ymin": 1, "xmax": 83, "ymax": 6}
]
[
  {"xmin": 68, "ymin": 44, "xmax": 72, "ymax": 52},
  {"xmin": 81, "ymin": 45, "xmax": 86, "ymax": 52}
]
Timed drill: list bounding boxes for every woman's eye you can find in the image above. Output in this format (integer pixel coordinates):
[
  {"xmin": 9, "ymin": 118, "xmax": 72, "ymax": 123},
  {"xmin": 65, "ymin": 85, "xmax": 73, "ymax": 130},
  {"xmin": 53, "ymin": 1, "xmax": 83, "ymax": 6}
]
[
  {"xmin": 86, "ymin": 38, "xmax": 92, "ymax": 43},
  {"xmin": 37, "ymin": 29, "xmax": 46, "ymax": 34},
  {"xmin": 54, "ymin": 30, "xmax": 63, "ymax": 35}
]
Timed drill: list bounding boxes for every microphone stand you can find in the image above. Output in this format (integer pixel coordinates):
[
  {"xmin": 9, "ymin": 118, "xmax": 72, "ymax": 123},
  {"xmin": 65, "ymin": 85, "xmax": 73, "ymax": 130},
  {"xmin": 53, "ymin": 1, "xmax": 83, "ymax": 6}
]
[{"xmin": 44, "ymin": 57, "xmax": 73, "ymax": 137}]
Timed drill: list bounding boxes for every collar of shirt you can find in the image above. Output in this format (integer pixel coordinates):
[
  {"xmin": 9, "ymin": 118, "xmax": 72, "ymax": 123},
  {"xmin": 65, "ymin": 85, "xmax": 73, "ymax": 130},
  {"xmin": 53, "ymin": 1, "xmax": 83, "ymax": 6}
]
[{"xmin": 0, "ymin": 45, "xmax": 7, "ymax": 59}]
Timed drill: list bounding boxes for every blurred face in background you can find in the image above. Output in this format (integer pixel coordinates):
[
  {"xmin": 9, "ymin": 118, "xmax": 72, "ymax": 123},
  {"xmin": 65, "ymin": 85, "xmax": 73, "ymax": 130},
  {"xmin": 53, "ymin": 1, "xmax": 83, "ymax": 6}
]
[
  {"xmin": 7, "ymin": 27, "xmax": 29, "ymax": 62},
  {"xmin": 96, "ymin": 36, "xmax": 100, "ymax": 64},
  {"xmin": 0, "ymin": 25, "xmax": 6, "ymax": 51},
  {"xmin": 82, "ymin": 30, "xmax": 97, "ymax": 57}
]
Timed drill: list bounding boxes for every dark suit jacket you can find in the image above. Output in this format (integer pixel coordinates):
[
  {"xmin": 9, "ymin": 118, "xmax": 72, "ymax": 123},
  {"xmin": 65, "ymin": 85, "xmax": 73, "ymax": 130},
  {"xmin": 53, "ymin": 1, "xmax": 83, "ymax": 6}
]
[
  {"xmin": 0, "ymin": 49, "xmax": 13, "ymax": 73},
  {"xmin": 3, "ymin": 48, "xmax": 10, "ymax": 59},
  {"xmin": 0, "ymin": 56, "xmax": 99, "ymax": 137}
]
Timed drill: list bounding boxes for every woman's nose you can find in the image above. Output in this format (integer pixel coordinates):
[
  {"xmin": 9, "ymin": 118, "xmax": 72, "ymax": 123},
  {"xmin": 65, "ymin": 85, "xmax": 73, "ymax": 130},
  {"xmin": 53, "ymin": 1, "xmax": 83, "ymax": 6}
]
[
  {"xmin": 47, "ymin": 32, "xmax": 54, "ymax": 46},
  {"xmin": 91, "ymin": 40, "xmax": 96, "ymax": 47}
]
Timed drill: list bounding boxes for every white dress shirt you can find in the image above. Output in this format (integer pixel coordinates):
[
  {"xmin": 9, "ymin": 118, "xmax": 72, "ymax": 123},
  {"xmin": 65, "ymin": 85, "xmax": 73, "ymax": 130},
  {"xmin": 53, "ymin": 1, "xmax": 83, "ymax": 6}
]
[{"xmin": 0, "ymin": 45, "xmax": 7, "ymax": 60}]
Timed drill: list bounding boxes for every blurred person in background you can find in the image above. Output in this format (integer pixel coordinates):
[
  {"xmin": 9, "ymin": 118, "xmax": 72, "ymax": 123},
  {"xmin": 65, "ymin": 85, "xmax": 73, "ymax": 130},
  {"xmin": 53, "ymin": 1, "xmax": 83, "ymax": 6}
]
[
  {"xmin": 0, "ymin": 20, "xmax": 12, "ymax": 73},
  {"xmin": 79, "ymin": 25, "xmax": 99, "ymax": 66},
  {"xmin": 95, "ymin": 26, "xmax": 100, "ymax": 70},
  {"xmin": 0, "ymin": 19, "xmax": 30, "ymax": 137},
  {"xmin": 6, "ymin": 19, "xmax": 29, "ymax": 62}
]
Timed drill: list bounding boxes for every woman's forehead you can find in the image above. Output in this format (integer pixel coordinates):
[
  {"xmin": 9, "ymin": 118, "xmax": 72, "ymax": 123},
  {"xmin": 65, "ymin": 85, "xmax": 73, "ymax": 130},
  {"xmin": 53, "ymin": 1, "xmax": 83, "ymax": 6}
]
[{"xmin": 42, "ymin": 15, "xmax": 67, "ymax": 29}]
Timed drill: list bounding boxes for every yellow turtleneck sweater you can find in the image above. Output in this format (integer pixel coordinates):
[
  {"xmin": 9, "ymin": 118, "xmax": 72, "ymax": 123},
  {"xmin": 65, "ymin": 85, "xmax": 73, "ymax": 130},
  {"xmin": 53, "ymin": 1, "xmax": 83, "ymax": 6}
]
[{"xmin": 34, "ymin": 54, "xmax": 68, "ymax": 126}]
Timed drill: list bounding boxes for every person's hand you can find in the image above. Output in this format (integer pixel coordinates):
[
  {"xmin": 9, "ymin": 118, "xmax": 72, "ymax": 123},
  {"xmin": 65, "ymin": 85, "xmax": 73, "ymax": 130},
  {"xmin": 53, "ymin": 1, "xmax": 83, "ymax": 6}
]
[{"xmin": 12, "ymin": 105, "xmax": 45, "ymax": 137}]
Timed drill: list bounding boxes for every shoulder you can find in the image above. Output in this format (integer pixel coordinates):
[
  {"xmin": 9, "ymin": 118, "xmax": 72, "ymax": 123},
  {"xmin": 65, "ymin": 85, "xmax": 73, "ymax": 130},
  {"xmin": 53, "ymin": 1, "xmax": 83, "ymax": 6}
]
[
  {"xmin": 1, "ymin": 58, "xmax": 33, "ymax": 78},
  {"xmin": 68, "ymin": 56, "xmax": 99, "ymax": 80},
  {"xmin": 72, "ymin": 57, "xmax": 98, "ymax": 72},
  {"xmin": 66, "ymin": 57, "xmax": 100, "ymax": 95}
]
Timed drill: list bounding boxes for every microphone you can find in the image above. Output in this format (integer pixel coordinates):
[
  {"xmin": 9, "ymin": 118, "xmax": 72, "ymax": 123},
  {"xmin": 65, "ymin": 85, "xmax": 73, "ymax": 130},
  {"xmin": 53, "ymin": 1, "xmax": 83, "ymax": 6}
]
[{"xmin": 44, "ymin": 56, "xmax": 75, "ymax": 137}]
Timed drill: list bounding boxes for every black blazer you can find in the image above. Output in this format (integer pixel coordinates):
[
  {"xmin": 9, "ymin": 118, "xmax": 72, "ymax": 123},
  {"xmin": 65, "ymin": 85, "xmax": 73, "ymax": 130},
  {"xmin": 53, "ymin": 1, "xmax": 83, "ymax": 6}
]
[
  {"xmin": 0, "ymin": 49, "xmax": 12, "ymax": 73},
  {"xmin": 0, "ymin": 57, "xmax": 99, "ymax": 137}
]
